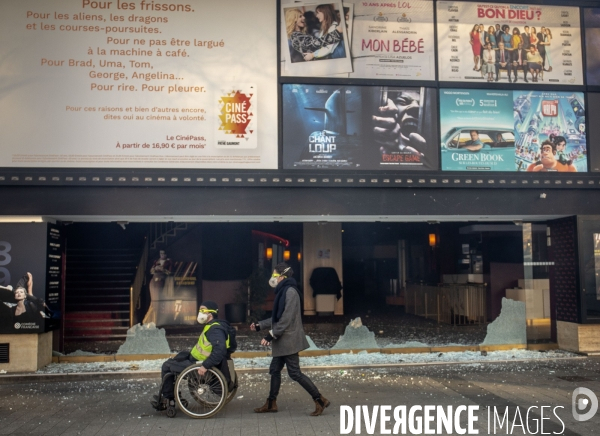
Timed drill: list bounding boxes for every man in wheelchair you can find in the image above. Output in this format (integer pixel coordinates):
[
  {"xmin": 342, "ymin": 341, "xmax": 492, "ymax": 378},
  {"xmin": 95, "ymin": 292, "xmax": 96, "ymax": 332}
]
[{"xmin": 151, "ymin": 300, "xmax": 237, "ymax": 411}]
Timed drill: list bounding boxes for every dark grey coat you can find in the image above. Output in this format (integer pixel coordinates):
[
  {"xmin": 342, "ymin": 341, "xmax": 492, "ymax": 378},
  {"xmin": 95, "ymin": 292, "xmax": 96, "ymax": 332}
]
[{"xmin": 258, "ymin": 287, "xmax": 309, "ymax": 357}]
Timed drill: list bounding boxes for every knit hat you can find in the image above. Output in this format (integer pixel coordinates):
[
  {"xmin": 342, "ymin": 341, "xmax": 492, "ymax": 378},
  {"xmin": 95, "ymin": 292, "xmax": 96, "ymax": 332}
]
[{"xmin": 200, "ymin": 300, "xmax": 219, "ymax": 317}]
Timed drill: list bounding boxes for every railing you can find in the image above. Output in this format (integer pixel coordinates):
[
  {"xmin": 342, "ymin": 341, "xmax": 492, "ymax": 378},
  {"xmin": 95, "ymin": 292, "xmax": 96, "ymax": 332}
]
[
  {"xmin": 150, "ymin": 222, "xmax": 189, "ymax": 250},
  {"xmin": 130, "ymin": 238, "xmax": 149, "ymax": 327},
  {"xmin": 405, "ymin": 282, "xmax": 487, "ymax": 325}
]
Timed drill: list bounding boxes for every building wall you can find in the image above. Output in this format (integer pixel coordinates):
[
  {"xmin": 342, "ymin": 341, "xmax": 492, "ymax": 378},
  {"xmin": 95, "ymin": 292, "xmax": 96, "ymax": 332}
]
[{"xmin": 0, "ymin": 332, "xmax": 52, "ymax": 373}]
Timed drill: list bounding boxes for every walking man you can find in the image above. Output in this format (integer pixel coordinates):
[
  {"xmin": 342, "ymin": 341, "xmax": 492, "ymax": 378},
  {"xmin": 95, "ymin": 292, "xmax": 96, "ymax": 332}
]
[{"xmin": 251, "ymin": 262, "xmax": 330, "ymax": 416}]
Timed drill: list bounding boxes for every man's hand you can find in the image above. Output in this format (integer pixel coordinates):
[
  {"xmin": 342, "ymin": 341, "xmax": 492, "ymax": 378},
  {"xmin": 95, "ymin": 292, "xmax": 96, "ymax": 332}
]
[
  {"xmin": 303, "ymin": 53, "xmax": 314, "ymax": 61},
  {"xmin": 373, "ymin": 98, "xmax": 400, "ymax": 147},
  {"xmin": 261, "ymin": 332, "xmax": 274, "ymax": 346},
  {"xmin": 374, "ymin": 99, "xmax": 427, "ymax": 156},
  {"xmin": 197, "ymin": 366, "xmax": 207, "ymax": 376},
  {"xmin": 250, "ymin": 322, "xmax": 260, "ymax": 332}
]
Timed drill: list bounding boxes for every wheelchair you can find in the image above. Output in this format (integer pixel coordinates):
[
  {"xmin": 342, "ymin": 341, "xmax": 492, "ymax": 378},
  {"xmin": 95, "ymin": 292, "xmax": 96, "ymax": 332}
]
[{"xmin": 158, "ymin": 360, "xmax": 238, "ymax": 419}]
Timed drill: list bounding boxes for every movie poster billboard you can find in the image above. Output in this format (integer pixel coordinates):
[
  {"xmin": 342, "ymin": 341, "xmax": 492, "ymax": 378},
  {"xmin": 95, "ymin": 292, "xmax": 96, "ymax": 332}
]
[
  {"xmin": 0, "ymin": 0, "xmax": 277, "ymax": 170},
  {"xmin": 283, "ymin": 84, "xmax": 438, "ymax": 170},
  {"xmin": 281, "ymin": 1, "xmax": 353, "ymax": 76},
  {"xmin": 0, "ymin": 223, "xmax": 60, "ymax": 334},
  {"xmin": 281, "ymin": 0, "xmax": 435, "ymax": 80},
  {"xmin": 437, "ymin": 2, "xmax": 583, "ymax": 85},
  {"xmin": 440, "ymin": 89, "xmax": 587, "ymax": 172},
  {"xmin": 584, "ymin": 9, "xmax": 600, "ymax": 86}
]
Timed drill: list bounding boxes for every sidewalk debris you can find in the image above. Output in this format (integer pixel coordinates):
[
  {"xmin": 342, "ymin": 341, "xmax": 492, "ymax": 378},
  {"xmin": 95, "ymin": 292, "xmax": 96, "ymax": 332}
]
[{"xmin": 36, "ymin": 348, "xmax": 578, "ymax": 374}]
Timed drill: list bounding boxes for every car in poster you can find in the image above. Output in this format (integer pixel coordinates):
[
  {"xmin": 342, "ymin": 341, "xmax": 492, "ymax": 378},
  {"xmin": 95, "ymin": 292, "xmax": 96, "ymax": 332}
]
[{"xmin": 441, "ymin": 127, "xmax": 516, "ymax": 171}]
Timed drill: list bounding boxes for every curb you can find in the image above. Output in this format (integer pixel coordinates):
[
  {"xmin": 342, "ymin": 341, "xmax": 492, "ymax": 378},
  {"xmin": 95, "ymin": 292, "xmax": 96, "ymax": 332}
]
[{"xmin": 0, "ymin": 355, "xmax": 584, "ymax": 384}]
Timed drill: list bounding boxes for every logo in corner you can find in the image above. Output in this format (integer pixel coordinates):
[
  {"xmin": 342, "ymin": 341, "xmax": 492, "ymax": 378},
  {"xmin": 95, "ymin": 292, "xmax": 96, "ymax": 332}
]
[
  {"xmin": 14, "ymin": 322, "xmax": 21, "ymax": 329},
  {"xmin": 218, "ymin": 90, "xmax": 253, "ymax": 138},
  {"xmin": 572, "ymin": 387, "xmax": 598, "ymax": 422}
]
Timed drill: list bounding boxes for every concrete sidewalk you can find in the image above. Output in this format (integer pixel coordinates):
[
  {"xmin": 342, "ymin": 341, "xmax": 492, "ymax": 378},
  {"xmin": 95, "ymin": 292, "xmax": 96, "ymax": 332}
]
[{"xmin": 1, "ymin": 357, "xmax": 599, "ymax": 435}]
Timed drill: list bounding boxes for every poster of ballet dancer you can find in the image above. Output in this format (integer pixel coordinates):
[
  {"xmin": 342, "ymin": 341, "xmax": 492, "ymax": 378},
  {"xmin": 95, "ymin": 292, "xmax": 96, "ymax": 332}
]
[{"xmin": 0, "ymin": 223, "xmax": 61, "ymax": 334}]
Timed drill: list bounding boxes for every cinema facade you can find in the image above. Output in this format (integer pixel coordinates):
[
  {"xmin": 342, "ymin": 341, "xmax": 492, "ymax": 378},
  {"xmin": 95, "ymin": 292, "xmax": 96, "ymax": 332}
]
[{"xmin": 1, "ymin": 0, "xmax": 600, "ymax": 371}]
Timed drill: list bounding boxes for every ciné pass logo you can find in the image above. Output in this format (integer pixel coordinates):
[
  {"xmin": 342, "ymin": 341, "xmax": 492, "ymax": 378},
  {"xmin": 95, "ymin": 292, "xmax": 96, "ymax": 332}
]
[{"xmin": 340, "ymin": 388, "xmax": 597, "ymax": 434}]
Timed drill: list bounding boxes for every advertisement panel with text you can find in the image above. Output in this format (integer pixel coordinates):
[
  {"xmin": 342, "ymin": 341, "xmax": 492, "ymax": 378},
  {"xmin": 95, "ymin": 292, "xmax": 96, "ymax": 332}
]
[
  {"xmin": 437, "ymin": 1, "xmax": 583, "ymax": 85},
  {"xmin": 440, "ymin": 89, "xmax": 587, "ymax": 172},
  {"xmin": 0, "ymin": 0, "xmax": 278, "ymax": 169},
  {"xmin": 283, "ymin": 84, "xmax": 438, "ymax": 170},
  {"xmin": 281, "ymin": 0, "xmax": 435, "ymax": 80}
]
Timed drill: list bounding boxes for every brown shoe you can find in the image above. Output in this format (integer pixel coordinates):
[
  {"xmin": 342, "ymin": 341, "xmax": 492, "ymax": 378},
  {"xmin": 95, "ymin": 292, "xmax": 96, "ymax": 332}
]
[
  {"xmin": 254, "ymin": 399, "xmax": 278, "ymax": 413},
  {"xmin": 310, "ymin": 395, "xmax": 330, "ymax": 416}
]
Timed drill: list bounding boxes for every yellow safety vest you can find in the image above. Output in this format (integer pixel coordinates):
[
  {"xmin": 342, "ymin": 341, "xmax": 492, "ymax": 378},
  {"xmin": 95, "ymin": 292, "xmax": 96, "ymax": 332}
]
[{"xmin": 190, "ymin": 322, "xmax": 230, "ymax": 362}]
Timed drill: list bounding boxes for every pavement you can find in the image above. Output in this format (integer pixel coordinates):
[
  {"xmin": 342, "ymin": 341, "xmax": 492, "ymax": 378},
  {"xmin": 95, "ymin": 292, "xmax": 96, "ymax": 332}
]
[{"xmin": 1, "ymin": 357, "xmax": 600, "ymax": 436}]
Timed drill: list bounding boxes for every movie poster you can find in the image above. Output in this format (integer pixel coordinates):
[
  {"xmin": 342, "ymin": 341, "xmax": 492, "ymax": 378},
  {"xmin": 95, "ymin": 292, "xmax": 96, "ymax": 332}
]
[
  {"xmin": 283, "ymin": 84, "xmax": 438, "ymax": 170},
  {"xmin": 584, "ymin": 9, "xmax": 600, "ymax": 86},
  {"xmin": 440, "ymin": 89, "xmax": 587, "ymax": 172},
  {"xmin": 281, "ymin": 0, "xmax": 435, "ymax": 80},
  {"xmin": 0, "ymin": 223, "xmax": 59, "ymax": 334},
  {"xmin": 440, "ymin": 89, "xmax": 515, "ymax": 171},
  {"xmin": 437, "ymin": 2, "xmax": 583, "ymax": 85},
  {"xmin": 281, "ymin": 1, "xmax": 353, "ymax": 76},
  {"xmin": 514, "ymin": 91, "xmax": 586, "ymax": 172}
]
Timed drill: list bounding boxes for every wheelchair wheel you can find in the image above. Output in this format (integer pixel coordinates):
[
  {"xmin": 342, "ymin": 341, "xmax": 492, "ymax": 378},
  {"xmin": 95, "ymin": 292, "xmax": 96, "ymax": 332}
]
[
  {"xmin": 166, "ymin": 405, "xmax": 177, "ymax": 418},
  {"xmin": 175, "ymin": 364, "xmax": 228, "ymax": 419}
]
